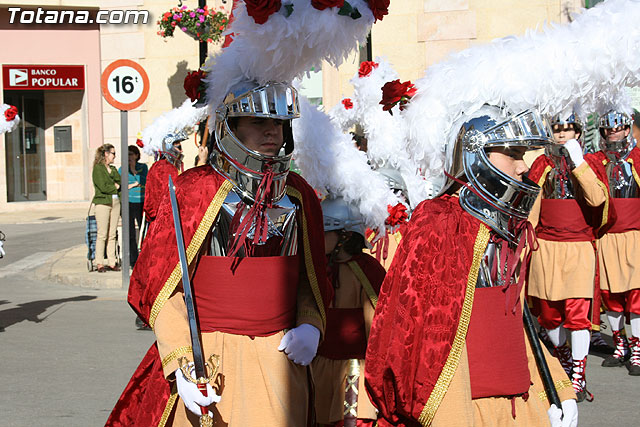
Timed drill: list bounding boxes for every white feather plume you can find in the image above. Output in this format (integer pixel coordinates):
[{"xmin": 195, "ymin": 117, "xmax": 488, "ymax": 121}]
[
  {"xmin": 404, "ymin": 0, "xmax": 640, "ymax": 196},
  {"xmin": 140, "ymin": 99, "xmax": 208, "ymax": 156},
  {"xmin": 204, "ymin": 0, "xmax": 374, "ymax": 113},
  {"xmin": 0, "ymin": 104, "xmax": 20, "ymax": 135},
  {"xmin": 293, "ymin": 96, "xmax": 400, "ymax": 233},
  {"xmin": 331, "ymin": 57, "xmax": 432, "ymax": 207}
]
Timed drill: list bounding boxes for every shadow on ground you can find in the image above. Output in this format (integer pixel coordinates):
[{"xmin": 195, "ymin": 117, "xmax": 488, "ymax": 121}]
[{"xmin": 0, "ymin": 295, "xmax": 97, "ymax": 331}]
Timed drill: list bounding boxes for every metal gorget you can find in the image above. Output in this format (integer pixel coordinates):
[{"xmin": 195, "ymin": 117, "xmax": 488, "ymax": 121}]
[
  {"xmin": 208, "ymin": 188, "xmax": 298, "ymax": 257},
  {"xmin": 606, "ymin": 157, "xmax": 639, "ymax": 198}
]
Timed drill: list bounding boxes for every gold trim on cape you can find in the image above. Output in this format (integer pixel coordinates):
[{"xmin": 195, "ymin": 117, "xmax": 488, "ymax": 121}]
[
  {"xmin": 286, "ymin": 186, "xmax": 326, "ymax": 325},
  {"xmin": 149, "ymin": 180, "xmax": 234, "ymax": 328},
  {"xmin": 347, "ymin": 260, "xmax": 378, "ymax": 309},
  {"xmin": 158, "ymin": 384, "xmax": 179, "ymax": 427},
  {"xmin": 417, "ymin": 224, "xmax": 491, "ymax": 426},
  {"xmin": 161, "ymin": 345, "xmax": 193, "ymax": 369},
  {"xmin": 537, "ymin": 165, "xmax": 552, "ymax": 187}
]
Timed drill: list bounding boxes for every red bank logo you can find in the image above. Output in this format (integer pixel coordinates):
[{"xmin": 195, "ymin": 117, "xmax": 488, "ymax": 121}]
[{"xmin": 9, "ymin": 69, "xmax": 28, "ymax": 86}]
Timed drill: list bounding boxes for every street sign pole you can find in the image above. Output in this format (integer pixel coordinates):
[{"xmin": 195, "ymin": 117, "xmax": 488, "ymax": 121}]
[
  {"xmin": 101, "ymin": 59, "xmax": 149, "ymax": 290},
  {"xmin": 120, "ymin": 110, "xmax": 130, "ymax": 288}
]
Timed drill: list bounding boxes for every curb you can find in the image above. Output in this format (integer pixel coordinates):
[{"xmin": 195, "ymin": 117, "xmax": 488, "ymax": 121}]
[{"xmin": 34, "ymin": 245, "xmax": 125, "ymax": 289}]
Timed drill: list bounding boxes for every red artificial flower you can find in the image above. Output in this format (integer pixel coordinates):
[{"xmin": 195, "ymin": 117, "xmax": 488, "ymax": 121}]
[
  {"xmin": 380, "ymin": 79, "xmax": 416, "ymax": 112},
  {"xmin": 4, "ymin": 105, "xmax": 18, "ymax": 122},
  {"xmin": 342, "ymin": 98, "xmax": 354, "ymax": 110},
  {"xmin": 311, "ymin": 0, "xmax": 344, "ymax": 10},
  {"xmin": 385, "ymin": 203, "xmax": 408, "ymax": 226},
  {"xmin": 367, "ymin": 0, "xmax": 390, "ymax": 22},
  {"xmin": 184, "ymin": 70, "xmax": 207, "ymax": 102},
  {"xmin": 358, "ymin": 61, "xmax": 379, "ymax": 78},
  {"xmin": 245, "ymin": 0, "xmax": 282, "ymax": 25},
  {"xmin": 135, "ymin": 138, "xmax": 144, "ymax": 148}
]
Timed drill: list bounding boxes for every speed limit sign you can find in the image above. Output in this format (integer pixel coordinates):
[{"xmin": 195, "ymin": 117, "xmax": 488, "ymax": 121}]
[{"xmin": 101, "ymin": 59, "xmax": 149, "ymax": 111}]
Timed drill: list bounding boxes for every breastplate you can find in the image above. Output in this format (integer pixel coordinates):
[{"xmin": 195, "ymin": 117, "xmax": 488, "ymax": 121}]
[
  {"xmin": 477, "ymin": 241, "xmax": 504, "ymax": 288},
  {"xmin": 208, "ymin": 189, "xmax": 299, "ymax": 257},
  {"xmin": 606, "ymin": 159, "xmax": 639, "ymax": 198},
  {"xmin": 542, "ymin": 166, "xmax": 576, "ymax": 199}
]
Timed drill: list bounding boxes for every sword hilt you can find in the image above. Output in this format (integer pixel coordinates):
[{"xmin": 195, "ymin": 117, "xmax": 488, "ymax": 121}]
[{"xmin": 178, "ymin": 355, "xmax": 220, "ymax": 427}]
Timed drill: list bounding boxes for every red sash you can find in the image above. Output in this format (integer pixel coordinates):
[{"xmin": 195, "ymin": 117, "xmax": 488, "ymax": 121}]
[
  {"xmin": 191, "ymin": 255, "xmax": 299, "ymax": 336},
  {"xmin": 316, "ymin": 308, "xmax": 367, "ymax": 360},
  {"xmin": 608, "ymin": 198, "xmax": 640, "ymax": 234},
  {"xmin": 536, "ymin": 199, "xmax": 595, "ymax": 241},
  {"xmin": 466, "ymin": 286, "xmax": 531, "ymax": 399}
]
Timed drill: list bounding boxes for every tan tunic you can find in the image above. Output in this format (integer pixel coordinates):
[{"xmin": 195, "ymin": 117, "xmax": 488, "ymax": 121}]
[
  {"xmin": 528, "ymin": 162, "xmax": 607, "ymax": 300},
  {"xmin": 597, "ymin": 229, "xmax": 640, "ymax": 293},
  {"xmin": 312, "ymin": 262, "xmax": 377, "ymax": 425},
  {"xmin": 154, "ymin": 270, "xmax": 323, "ymax": 426},
  {"xmin": 432, "ymin": 326, "xmax": 575, "ymax": 426}
]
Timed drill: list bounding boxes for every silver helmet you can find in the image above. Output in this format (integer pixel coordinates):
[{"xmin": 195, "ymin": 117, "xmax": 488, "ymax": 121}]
[
  {"xmin": 547, "ymin": 112, "xmax": 583, "ymax": 158},
  {"xmin": 376, "ymin": 167, "xmax": 408, "ymax": 200},
  {"xmin": 162, "ymin": 131, "xmax": 187, "ymax": 163},
  {"xmin": 321, "ymin": 196, "xmax": 366, "ymax": 239},
  {"xmin": 598, "ymin": 110, "xmax": 633, "ymax": 159},
  {"xmin": 211, "ymin": 81, "xmax": 300, "ymax": 204},
  {"xmin": 444, "ymin": 106, "xmax": 553, "ymax": 243}
]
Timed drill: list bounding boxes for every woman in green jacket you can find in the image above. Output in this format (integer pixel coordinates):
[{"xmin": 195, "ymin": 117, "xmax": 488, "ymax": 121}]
[{"xmin": 92, "ymin": 144, "xmax": 121, "ymax": 272}]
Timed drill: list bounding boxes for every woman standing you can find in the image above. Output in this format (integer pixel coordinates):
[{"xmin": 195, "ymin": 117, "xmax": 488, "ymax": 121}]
[
  {"xmin": 92, "ymin": 144, "xmax": 121, "ymax": 272},
  {"xmin": 119, "ymin": 145, "xmax": 147, "ymax": 267}
]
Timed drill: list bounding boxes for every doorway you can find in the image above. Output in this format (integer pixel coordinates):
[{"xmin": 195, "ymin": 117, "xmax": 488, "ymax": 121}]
[{"xmin": 4, "ymin": 90, "xmax": 47, "ymax": 201}]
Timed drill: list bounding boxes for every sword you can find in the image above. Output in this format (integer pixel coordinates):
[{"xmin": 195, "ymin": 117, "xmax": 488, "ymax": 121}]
[
  {"xmin": 168, "ymin": 176, "xmax": 219, "ymax": 427},
  {"xmin": 343, "ymin": 358, "xmax": 360, "ymax": 427}
]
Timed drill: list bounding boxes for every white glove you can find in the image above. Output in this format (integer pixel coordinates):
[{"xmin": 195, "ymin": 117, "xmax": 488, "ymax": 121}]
[
  {"xmin": 547, "ymin": 400, "xmax": 578, "ymax": 427},
  {"xmin": 564, "ymin": 138, "xmax": 584, "ymax": 168},
  {"xmin": 277, "ymin": 323, "xmax": 320, "ymax": 366},
  {"xmin": 175, "ymin": 364, "xmax": 221, "ymax": 418}
]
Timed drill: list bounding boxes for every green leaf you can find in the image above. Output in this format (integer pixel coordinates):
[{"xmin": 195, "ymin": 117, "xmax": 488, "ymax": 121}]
[
  {"xmin": 284, "ymin": 4, "xmax": 294, "ymax": 17},
  {"xmin": 350, "ymin": 7, "xmax": 361, "ymax": 19},
  {"xmin": 338, "ymin": 1, "xmax": 353, "ymax": 16}
]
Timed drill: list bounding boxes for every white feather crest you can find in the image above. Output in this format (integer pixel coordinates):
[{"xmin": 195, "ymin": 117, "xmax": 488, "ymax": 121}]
[
  {"xmin": 329, "ymin": 58, "xmax": 432, "ymax": 208},
  {"xmin": 293, "ymin": 96, "xmax": 400, "ymax": 232},
  {"xmin": 140, "ymin": 99, "xmax": 208, "ymax": 156},
  {"xmin": 204, "ymin": 0, "xmax": 374, "ymax": 114},
  {"xmin": 0, "ymin": 104, "xmax": 20, "ymax": 134},
  {"xmin": 404, "ymin": 0, "xmax": 640, "ymax": 194}
]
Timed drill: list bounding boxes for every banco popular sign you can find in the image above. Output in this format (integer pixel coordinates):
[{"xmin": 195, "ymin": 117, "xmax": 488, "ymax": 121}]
[{"xmin": 2, "ymin": 65, "xmax": 85, "ymax": 90}]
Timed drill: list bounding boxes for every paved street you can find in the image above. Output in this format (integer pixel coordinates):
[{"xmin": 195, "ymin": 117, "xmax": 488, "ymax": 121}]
[{"xmin": 0, "ymin": 214, "xmax": 638, "ymax": 426}]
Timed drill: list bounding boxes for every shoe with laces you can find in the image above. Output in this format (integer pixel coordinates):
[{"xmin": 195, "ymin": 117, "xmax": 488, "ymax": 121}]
[
  {"xmin": 590, "ymin": 331, "xmax": 614, "ymax": 355},
  {"xmin": 552, "ymin": 342, "xmax": 573, "ymax": 376},
  {"xmin": 602, "ymin": 329, "xmax": 630, "ymax": 367},
  {"xmin": 625, "ymin": 336, "xmax": 640, "ymax": 376},
  {"xmin": 571, "ymin": 357, "xmax": 594, "ymax": 402}
]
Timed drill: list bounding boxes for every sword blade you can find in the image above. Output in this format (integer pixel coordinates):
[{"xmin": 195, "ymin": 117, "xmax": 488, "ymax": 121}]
[{"xmin": 168, "ymin": 176, "xmax": 208, "ymax": 380}]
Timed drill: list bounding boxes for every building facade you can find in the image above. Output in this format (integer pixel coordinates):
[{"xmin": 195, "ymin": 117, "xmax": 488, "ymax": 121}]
[{"xmin": 0, "ymin": 0, "xmax": 585, "ymax": 209}]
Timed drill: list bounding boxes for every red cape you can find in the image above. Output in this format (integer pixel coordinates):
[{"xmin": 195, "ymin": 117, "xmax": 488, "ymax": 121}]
[
  {"xmin": 107, "ymin": 167, "xmax": 332, "ymax": 426},
  {"xmin": 143, "ymin": 158, "xmax": 179, "ymax": 221},
  {"xmin": 364, "ymin": 196, "xmax": 486, "ymax": 426}
]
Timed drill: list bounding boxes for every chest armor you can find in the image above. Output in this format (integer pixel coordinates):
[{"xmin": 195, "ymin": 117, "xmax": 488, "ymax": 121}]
[
  {"xmin": 542, "ymin": 164, "xmax": 576, "ymax": 199},
  {"xmin": 606, "ymin": 159, "xmax": 639, "ymax": 198},
  {"xmin": 477, "ymin": 241, "xmax": 504, "ymax": 288},
  {"xmin": 208, "ymin": 189, "xmax": 299, "ymax": 257}
]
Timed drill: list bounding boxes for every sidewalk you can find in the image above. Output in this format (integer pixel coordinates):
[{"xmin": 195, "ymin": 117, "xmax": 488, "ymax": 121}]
[{"xmin": 1, "ymin": 201, "xmax": 127, "ymax": 289}]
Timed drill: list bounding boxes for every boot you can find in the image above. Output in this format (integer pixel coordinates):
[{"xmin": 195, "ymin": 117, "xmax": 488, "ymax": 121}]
[
  {"xmin": 602, "ymin": 330, "xmax": 630, "ymax": 367},
  {"xmin": 552, "ymin": 342, "xmax": 573, "ymax": 376},
  {"xmin": 626, "ymin": 336, "xmax": 640, "ymax": 376},
  {"xmin": 571, "ymin": 357, "xmax": 594, "ymax": 402},
  {"xmin": 538, "ymin": 327, "xmax": 554, "ymax": 352},
  {"xmin": 590, "ymin": 330, "xmax": 614, "ymax": 355}
]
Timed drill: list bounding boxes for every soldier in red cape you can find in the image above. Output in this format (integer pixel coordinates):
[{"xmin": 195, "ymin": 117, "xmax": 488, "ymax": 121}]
[
  {"xmin": 365, "ymin": 106, "xmax": 577, "ymax": 426},
  {"xmin": 143, "ymin": 132, "xmax": 185, "ymax": 223},
  {"xmin": 313, "ymin": 196, "xmax": 386, "ymax": 426},
  {"xmin": 106, "ymin": 80, "xmax": 332, "ymax": 426},
  {"xmin": 584, "ymin": 110, "xmax": 640, "ymax": 376},
  {"xmin": 527, "ymin": 113, "xmax": 610, "ymax": 401}
]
